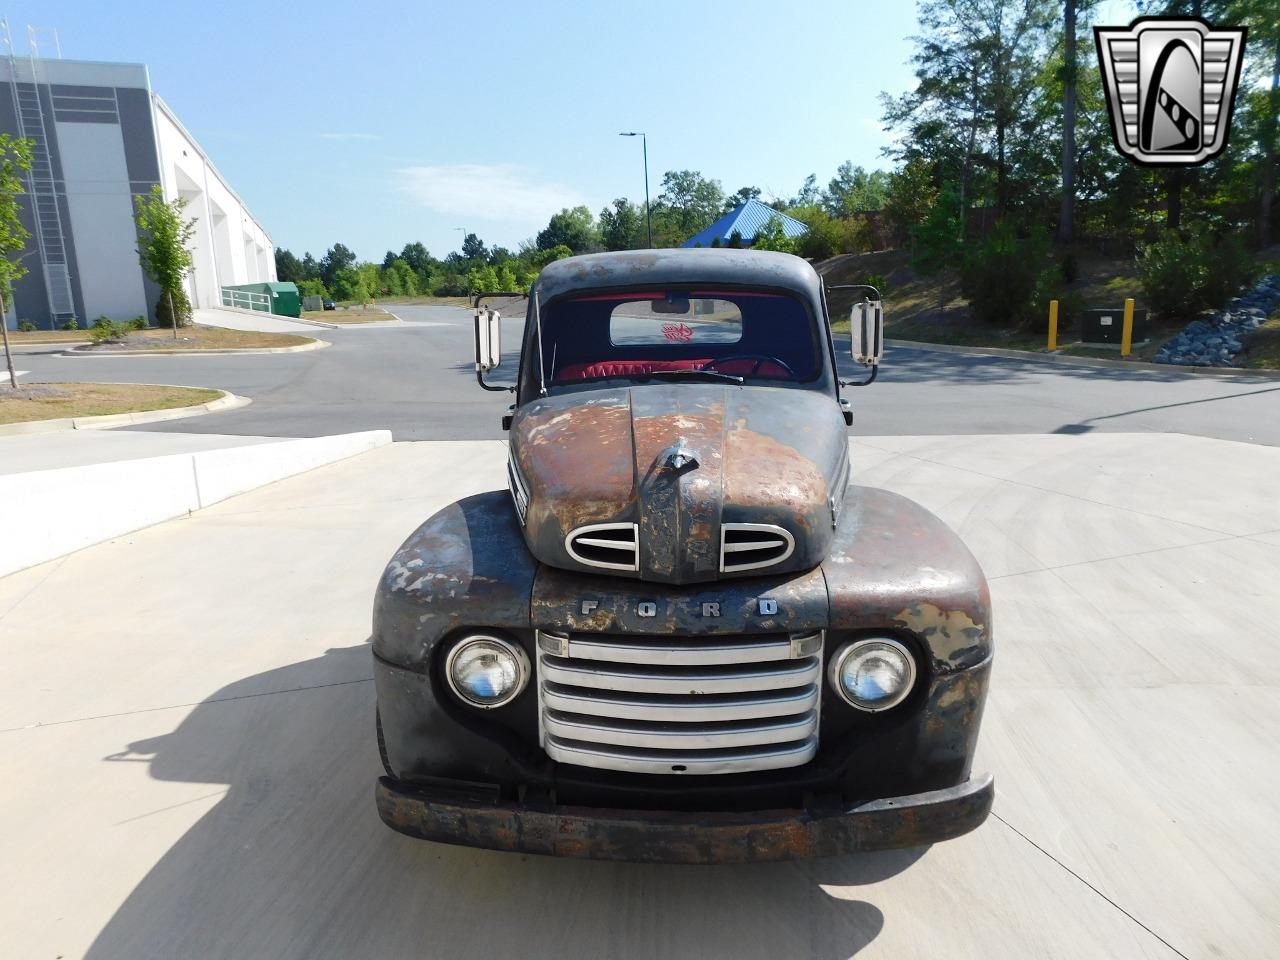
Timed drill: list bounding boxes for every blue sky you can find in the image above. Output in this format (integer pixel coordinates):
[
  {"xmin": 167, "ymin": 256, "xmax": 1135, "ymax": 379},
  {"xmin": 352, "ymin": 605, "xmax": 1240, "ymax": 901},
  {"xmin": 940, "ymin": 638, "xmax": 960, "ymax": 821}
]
[{"xmin": 14, "ymin": 0, "xmax": 1135, "ymax": 262}]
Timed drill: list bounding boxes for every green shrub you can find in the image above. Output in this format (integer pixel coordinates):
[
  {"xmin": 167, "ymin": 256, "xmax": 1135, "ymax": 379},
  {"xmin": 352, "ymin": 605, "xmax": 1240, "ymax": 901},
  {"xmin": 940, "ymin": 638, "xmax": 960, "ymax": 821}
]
[
  {"xmin": 62, "ymin": 316, "xmax": 79, "ymax": 330},
  {"xmin": 155, "ymin": 288, "xmax": 192, "ymax": 328},
  {"xmin": 1200, "ymin": 231, "xmax": 1257, "ymax": 309},
  {"xmin": 1136, "ymin": 228, "xmax": 1258, "ymax": 321},
  {"xmin": 959, "ymin": 222, "xmax": 1053, "ymax": 326},
  {"xmin": 789, "ymin": 207, "xmax": 870, "ymax": 261},
  {"xmin": 129, "ymin": 315, "xmax": 148, "ymax": 330},
  {"xmin": 88, "ymin": 316, "xmax": 130, "ymax": 344},
  {"xmin": 18, "ymin": 320, "xmax": 35, "ymax": 332},
  {"xmin": 861, "ymin": 273, "xmax": 888, "ymax": 295}
]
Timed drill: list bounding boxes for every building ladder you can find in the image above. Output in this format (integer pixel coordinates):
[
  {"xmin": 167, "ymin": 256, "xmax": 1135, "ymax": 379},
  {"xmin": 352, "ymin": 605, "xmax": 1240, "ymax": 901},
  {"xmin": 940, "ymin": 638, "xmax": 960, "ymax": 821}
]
[{"xmin": 5, "ymin": 38, "xmax": 76, "ymax": 327}]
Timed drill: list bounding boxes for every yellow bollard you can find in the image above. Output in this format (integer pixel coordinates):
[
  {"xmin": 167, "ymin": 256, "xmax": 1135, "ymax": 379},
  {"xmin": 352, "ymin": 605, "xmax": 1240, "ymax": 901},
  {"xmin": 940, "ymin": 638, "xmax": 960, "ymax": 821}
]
[
  {"xmin": 1047, "ymin": 299, "xmax": 1059, "ymax": 351},
  {"xmin": 1121, "ymin": 298, "xmax": 1135, "ymax": 357}
]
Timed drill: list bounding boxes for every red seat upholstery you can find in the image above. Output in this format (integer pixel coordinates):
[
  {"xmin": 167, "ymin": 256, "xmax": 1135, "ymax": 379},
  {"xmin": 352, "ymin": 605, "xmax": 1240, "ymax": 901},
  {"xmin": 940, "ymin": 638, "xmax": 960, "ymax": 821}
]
[{"xmin": 556, "ymin": 359, "xmax": 712, "ymax": 382}]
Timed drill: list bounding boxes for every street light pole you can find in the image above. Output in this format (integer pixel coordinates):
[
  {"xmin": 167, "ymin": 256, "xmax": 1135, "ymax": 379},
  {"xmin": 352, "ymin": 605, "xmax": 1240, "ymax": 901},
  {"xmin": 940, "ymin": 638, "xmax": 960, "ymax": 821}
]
[{"xmin": 619, "ymin": 132, "xmax": 652, "ymax": 248}]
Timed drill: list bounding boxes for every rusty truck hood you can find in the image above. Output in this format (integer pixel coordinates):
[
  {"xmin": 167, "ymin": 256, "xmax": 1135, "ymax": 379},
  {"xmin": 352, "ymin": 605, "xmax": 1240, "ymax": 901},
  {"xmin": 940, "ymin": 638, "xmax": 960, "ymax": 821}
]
[{"xmin": 509, "ymin": 384, "xmax": 849, "ymax": 584}]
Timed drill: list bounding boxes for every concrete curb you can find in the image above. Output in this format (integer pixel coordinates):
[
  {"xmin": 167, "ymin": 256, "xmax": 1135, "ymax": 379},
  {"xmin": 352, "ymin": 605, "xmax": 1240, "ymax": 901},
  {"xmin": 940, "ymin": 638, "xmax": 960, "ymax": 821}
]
[
  {"xmin": 59, "ymin": 338, "xmax": 329, "ymax": 357},
  {"xmin": 0, "ymin": 389, "xmax": 251, "ymax": 437},
  {"xmin": 882, "ymin": 338, "xmax": 1280, "ymax": 380},
  {"xmin": 0, "ymin": 429, "xmax": 392, "ymax": 578}
]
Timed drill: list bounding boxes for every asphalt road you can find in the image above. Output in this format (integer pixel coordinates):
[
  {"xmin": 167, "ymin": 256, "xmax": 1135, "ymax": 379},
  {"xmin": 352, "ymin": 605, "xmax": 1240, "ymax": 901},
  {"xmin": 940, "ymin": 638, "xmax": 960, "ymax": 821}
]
[{"xmin": 11, "ymin": 303, "xmax": 1280, "ymax": 444}]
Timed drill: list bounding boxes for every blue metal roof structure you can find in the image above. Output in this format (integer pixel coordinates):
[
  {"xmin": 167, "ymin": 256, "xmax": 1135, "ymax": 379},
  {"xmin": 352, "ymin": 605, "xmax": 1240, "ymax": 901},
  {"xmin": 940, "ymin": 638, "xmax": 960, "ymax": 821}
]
[{"xmin": 681, "ymin": 198, "xmax": 809, "ymax": 248}]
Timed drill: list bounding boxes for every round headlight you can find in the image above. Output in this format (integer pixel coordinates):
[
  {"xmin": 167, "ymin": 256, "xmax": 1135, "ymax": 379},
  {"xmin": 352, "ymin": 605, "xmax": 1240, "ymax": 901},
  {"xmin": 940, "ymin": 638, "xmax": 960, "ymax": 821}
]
[
  {"xmin": 445, "ymin": 634, "xmax": 530, "ymax": 709},
  {"xmin": 828, "ymin": 637, "xmax": 916, "ymax": 712}
]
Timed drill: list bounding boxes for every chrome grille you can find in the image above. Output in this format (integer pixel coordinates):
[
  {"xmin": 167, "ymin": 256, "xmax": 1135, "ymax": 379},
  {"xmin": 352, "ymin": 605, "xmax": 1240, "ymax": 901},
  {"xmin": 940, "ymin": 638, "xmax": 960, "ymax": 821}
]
[
  {"xmin": 536, "ymin": 629, "xmax": 821, "ymax": 774},
  {"xmin": 565, "ymin": 522, "xmax": 639, "ymax": 572},
  {"xmin": 720, "ymin": 522, "xmax": 795, "ymax": 573}
]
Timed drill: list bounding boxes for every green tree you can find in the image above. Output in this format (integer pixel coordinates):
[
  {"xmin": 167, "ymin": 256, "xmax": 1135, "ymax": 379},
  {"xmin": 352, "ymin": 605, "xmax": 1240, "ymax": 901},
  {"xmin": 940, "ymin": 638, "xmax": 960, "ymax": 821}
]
[
  {"xmin": 0, "ymin": 134, "xmax": 34, "ymax": 387},
  {"xmin": 461, "ymin": 232, "xmax": 488, "ymax": 261},
  {"xmin": 319, "ymin": 243, "xmax": 357, "ymax": 287},
  {"xmin": 275, "ymin": 247, "xmax": 304, "ymax": 283},
  {"xmin": 399, "ymin": 241, "xmax": 432, "ymax": 273},
  {"xmin": 884, "ymin": 0, "xmax": 1057, "ymax": 219},
  {"xmin": 790, "ymin": 174, "xmax": 821, "ymax": 208},
  {"xmin": 750, "ymin": 215, "xmax": 798, "ymax": 253},
  {"xmin": 823, "ymin": 163, "xmax": 890, "ymax": 216},
  {"xmin": 536, "ymin": 205, "xmax": 598, "ymax": 253},
  {"xmin": 385, "ymin": 258, "xmax": 418, "ymax": 296},
  {"xmin": 598, "ymin": 198, "xmax": 645, "ymax": 250},
  {"xmin": 134, "ymin": 184, "xmax": 197, "ymax": 333},
  {"xmin": 301, "ymin": 252, "xmax": 321, "ymax": 281},
  {"xmin": 884, "ymin": 158, "xmax": 940, "ymax": 252},
  {"xmin": 724, "ymin": 186, "xmax": 762, "ymax": 212},
  {"xmin": 330, "ymin": 268, "xmax": 367, "ymax": 303},
  {"xmin": 652, "ymin": 170, "xmax": 725, "ymax": 243}
]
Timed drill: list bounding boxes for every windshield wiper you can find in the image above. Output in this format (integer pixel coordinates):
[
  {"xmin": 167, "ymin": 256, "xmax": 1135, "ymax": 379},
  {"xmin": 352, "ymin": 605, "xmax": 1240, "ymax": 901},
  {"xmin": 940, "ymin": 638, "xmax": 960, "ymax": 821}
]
[{"xmin": 640, "ymin": 369, "xmax": 744, "ymax": 384}]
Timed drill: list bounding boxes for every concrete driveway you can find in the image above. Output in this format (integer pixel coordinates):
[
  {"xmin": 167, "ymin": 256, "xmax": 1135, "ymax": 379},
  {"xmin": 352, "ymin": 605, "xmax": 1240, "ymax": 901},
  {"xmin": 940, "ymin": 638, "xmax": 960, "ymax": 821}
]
[
  {"xmin": 8, "ymin": 303, "xmax": 1280, "ymax": 444},
  {"xmin": 2, "ymin": 432, "xmax": 1276, "ymax": 959}
]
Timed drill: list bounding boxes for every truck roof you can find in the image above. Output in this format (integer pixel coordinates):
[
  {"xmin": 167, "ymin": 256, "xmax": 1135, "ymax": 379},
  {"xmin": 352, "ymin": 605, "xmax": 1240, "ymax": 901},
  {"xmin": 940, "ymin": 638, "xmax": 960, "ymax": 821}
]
[{"xmin": 533, "ymin": 249, "xmax": 824, "ymax": 305}]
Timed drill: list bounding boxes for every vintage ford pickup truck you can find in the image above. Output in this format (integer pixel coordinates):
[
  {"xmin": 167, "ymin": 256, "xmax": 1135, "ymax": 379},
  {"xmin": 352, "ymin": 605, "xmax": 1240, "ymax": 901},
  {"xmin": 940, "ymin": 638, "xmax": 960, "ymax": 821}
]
[{"xmin": 372, "ymin": 249, "xmax": 993, "ymax": 863}]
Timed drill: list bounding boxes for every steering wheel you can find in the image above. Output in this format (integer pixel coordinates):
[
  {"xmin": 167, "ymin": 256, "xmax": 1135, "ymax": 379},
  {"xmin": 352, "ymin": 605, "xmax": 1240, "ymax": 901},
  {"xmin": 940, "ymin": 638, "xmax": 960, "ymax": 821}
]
[{"xmin": 703, "ymin": 354, "xmax": 797, "ymax": 378}]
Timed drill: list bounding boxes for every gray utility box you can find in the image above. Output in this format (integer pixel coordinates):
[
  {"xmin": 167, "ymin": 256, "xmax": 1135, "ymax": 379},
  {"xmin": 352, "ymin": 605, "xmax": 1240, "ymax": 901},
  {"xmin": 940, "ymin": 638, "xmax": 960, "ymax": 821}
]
[{"xmin": 1080, "ymin": 307, "xmax": 1148, "ymax": 345}]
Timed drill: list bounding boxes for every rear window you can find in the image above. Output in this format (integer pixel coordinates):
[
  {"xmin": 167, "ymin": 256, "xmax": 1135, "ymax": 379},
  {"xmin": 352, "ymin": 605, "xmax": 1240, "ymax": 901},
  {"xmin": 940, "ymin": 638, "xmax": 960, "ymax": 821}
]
[{"xmin": 609, "ymin": 297, "xmax": 743, "ymax": 346}]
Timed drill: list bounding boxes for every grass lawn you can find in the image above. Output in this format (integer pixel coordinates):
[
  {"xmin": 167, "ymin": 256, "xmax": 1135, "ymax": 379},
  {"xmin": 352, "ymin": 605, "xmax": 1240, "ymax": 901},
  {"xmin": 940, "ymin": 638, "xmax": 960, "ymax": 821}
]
[
  {"xmin": 4, "ymin": 329, "xmax": 90, "ymax": 344},
  {"xmin": 1241, "ymin": 315, "xmax": 1280, "ymax": 369},
  {"xmin": 0, "ymin": 382, "xmax": 222, "ymax": 425},
  {"xmin": 301, "ymin": 307, "xmax": 394, "ymax": 323},
  {"xmin": 82, "ymin": 326, "xmax": 314, "ymax": 352}
]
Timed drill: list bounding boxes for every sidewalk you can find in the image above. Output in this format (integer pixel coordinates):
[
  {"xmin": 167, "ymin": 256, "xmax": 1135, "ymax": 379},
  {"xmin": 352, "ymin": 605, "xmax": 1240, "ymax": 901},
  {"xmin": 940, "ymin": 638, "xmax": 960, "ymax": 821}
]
[{"xmin": 194, "ymin": 307, "xmax": 337, "ymax": 334}]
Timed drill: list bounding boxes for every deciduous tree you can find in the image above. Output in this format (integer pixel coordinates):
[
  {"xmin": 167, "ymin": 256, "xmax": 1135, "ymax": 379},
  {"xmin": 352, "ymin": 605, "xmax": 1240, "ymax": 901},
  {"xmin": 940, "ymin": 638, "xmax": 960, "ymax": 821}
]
[
  {"xmin": 0, "ymin": 134, "xmax": 34, "ymax": 387},
  {"xmin": 599, "ymin": 198, "xmax": 645, "ymax": 250},
  {"xmin": 134, "ymin": 184, "xmax": 197, "ymax": 334},
  {"xmin": 536, "ymin": 206, "xmax": 598, "ymax": 253}
]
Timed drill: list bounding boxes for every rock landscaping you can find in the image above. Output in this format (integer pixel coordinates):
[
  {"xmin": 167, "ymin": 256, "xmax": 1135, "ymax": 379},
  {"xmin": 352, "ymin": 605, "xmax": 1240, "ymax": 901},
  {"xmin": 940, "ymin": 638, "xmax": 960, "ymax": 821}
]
[{"xmin": 1153, "ymin": 274, "xmax": 1280, "ymax": 367}]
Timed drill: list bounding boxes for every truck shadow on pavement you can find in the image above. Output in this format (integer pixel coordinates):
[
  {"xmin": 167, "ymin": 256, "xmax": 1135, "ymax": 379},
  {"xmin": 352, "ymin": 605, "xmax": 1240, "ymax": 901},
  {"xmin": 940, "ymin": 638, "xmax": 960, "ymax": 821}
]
[{"xmin": 86, "ymin": 643, "xmax": 925, "ymax": 960}]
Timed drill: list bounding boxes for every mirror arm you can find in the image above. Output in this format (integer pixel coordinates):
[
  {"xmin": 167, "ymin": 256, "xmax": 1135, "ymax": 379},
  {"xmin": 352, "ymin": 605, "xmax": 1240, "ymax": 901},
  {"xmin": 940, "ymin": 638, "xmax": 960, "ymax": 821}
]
[
  {"xmin": 476, "ymin": 370, "xmax": 516, "ymax": 393},
  {"xmin": 840, "ymin": 365, "xmax": 879, "ymax": 388}
]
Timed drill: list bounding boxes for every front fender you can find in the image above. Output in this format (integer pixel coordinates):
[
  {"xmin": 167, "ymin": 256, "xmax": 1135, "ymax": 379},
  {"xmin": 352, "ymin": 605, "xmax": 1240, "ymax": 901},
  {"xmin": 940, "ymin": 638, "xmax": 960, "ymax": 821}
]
[{"xmin": 372, "ymin": 490, "xmax": 537, "ymax": 670}]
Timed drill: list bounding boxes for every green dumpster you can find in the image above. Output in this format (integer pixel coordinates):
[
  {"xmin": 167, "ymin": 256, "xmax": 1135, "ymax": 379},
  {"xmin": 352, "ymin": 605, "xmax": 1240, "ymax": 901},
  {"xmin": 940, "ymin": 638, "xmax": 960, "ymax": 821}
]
[{"xmin": 220, "ymin": 282, "xmax": 301, "ymax": 318}]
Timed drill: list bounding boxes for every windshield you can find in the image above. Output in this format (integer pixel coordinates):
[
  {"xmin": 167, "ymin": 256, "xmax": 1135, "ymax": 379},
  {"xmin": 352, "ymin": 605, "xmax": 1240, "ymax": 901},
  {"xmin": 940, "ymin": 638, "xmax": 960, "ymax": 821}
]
[{"xmin": 538, "ymin": 290, "xmax": 819, "ymax": 387}]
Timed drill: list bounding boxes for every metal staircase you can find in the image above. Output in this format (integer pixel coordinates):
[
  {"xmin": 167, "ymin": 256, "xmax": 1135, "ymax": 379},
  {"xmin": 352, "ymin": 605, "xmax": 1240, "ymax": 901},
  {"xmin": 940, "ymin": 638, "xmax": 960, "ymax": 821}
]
[{"xmin": 4, "ymin": 24, "xmax": 76, "ymax": 328}]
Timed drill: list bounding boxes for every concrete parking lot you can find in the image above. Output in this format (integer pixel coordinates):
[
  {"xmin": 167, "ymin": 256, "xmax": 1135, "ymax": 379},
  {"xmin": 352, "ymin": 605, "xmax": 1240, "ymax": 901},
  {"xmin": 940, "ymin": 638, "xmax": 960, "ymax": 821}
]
[{"xmin": 2, "ymin": 431, "xmax": 1277, "ymax": 959}]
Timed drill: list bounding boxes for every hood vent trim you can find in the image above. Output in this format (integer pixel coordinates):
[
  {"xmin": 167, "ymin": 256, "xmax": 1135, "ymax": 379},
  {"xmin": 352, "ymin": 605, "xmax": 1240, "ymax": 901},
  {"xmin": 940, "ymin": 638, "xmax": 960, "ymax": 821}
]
[
  {"xmin": 566, "ymin": 522, "xmax": 640, "ymax": 572},
  {"xmin": 720, "ymin": 523, "xmax": 795, "ymax": 573}
]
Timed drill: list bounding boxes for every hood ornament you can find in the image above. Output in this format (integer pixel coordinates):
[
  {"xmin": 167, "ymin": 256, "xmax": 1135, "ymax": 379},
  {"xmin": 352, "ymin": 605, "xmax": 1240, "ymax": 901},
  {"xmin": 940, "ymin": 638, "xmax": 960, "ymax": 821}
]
[{"xmin": 661, "ymin": 442, "xmax": 699, "ymax": 473}]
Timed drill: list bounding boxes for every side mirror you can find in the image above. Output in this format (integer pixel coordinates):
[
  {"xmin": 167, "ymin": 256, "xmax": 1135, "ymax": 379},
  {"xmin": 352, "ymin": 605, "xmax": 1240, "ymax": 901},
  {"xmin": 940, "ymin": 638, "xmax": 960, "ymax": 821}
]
[
  {"xmin": 850, "ymin": 299, "xmax": 884, "ymax": 365},
  {"xmin": 474, "ymin": 307, "xmax": 502, "ymax": 372}
]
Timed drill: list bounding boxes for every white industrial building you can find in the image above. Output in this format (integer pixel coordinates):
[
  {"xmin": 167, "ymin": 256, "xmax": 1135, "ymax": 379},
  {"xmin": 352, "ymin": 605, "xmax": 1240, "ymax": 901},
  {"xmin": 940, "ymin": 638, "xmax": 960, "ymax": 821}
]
[{"xmin": 1, "ymin": 52, "xmax": 275, "ymax": 329}]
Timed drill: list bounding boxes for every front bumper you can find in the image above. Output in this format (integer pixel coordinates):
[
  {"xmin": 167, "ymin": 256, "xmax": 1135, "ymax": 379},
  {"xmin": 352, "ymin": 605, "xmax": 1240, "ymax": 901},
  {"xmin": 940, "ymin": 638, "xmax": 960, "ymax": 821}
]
[{"xmin": 376, "ymin": 771, "xmax": 994, "ymax": 864}]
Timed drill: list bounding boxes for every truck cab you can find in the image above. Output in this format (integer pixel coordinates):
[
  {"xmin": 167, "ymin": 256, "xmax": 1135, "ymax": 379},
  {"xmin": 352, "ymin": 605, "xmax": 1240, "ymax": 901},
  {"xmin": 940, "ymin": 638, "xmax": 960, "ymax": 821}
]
[{"xmin": 372, "ymin": 249, "xmax": 993, "ymax": 862}]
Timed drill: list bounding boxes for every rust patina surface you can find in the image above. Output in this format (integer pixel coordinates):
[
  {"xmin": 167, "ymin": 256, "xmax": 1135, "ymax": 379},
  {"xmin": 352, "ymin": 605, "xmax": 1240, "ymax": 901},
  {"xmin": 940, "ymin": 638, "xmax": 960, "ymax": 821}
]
[
  {"xmin": 375, "ymin": 774, "xmax": 994, "ymax": 863},
  {"xmin": 511, "ymin": 384, "xmax": 847, "ymax": 584}
]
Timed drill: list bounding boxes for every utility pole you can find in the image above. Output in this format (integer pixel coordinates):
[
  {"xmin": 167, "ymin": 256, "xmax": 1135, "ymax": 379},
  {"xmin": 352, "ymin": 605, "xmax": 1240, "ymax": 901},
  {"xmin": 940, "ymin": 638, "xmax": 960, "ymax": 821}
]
[{"xmin": 620, "ymin": 132, "xmax": 652, "ymax": 248}]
